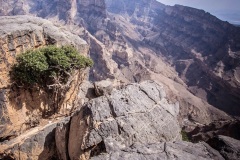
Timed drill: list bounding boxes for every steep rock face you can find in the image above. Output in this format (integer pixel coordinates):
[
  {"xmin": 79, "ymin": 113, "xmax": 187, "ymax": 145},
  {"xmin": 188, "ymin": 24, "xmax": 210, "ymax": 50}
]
[
  {"xmin": 81, "ymin": 33, "xmax": 119, "ymax": 81},
  {"xmin": 96, "ymin": 0, "xmax": 233, "ymax": 130},
  {"xmin": 55, "ymin": 117, "xmax": 71, "ymax": 160},
  {"xmin": 0, "ymin": 15, "xmax": 89, "ymax": 141},
  {"xmin": 207, "ymin": 135, "xmax": 240, "ymax": 160}
]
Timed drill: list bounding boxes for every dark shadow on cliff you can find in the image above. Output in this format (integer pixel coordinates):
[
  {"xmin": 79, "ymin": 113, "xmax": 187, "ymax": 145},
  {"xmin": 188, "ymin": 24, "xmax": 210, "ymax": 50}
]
[
  {"xmin": 188, "ymin": 120, "xmax": 240, "ymax": 143},
  {"xmin": 38, "ymin": 128, "xmax": 58, "ymax": 160},
  {"xmin": 184, "ymin": 62, "xmax": 240, "ymax": 117}
]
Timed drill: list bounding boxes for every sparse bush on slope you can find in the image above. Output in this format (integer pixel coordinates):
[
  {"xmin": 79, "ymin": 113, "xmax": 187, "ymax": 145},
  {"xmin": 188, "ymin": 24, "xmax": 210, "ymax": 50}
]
[
  {"xmin": 11, "ymin": 45, "xmax": 93, "ymax": 114},
  {"xmin": 11, "ymin": 45, "xmax": 93, "ymax": 87}
]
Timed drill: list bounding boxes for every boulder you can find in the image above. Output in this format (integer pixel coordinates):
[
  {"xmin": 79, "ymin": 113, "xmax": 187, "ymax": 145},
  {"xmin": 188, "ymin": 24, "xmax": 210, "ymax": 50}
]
[
  {"xmin": 207, "ymin": 135, "xmax": 240, "ymax": 160},
  {"xmin": 78, "ymin": 80, "xmax": 97, "ymax": 105},
  {"xmin": 68, "ymin": 80, "xmax": 181, "ymax": 159},
  {"xmin": 94, "ymin": 79, "xmax": 114, "ymax": 96}
]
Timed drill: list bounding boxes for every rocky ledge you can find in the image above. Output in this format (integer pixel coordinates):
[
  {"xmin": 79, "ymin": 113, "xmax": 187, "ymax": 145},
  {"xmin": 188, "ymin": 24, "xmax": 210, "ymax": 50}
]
[{"xmin": 0, "ymin": 81, "xmax": 225, "ymax": 160}]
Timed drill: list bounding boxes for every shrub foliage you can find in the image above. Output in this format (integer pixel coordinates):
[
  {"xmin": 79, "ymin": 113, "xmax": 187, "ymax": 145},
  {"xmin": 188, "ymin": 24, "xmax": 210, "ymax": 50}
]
[
  {"xmin": 181, "ymin": 130, "xmax": 190, "ymax": 142},
  {"xmin": 11, "ymin": 45, "xmax": 93, "ymax": 87}
]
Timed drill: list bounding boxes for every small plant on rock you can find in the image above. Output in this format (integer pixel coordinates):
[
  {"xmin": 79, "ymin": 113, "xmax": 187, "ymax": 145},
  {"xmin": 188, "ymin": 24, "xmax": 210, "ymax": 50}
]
[
  {"xmin": 12, "ymin": 45, "xmax": 93, "ymax": 87},
  {"xmin": 181, "ymin": 130, "xmax": 190, "ymax": 142},
  {"xmin": 11, "ymin": 45, "xmax": 93, "ymax": 114}
]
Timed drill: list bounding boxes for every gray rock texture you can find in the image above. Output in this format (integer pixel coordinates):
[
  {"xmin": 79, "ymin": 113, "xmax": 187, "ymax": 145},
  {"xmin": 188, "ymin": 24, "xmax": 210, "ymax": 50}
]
[
  {"xmin": 68, "ymin": 81, "xmax": 182, "ymax": 159},
  {"xmin": 67, "ymin": 80, "xmax": 226, "ymax": 160},
  {"xmin": 94, "ymin": 79, "xmax": 114, "ymax": 96},
  {"xmin": 77, "ymin": 80, "xmax": 97, "ymax": 105},
  {"xmin": 90, "ymin": 141, "xmax": 224, "ymax": 160},
  {"xmin": 207, "ymin": 135, "xmax": 240, "ymax": 160}
]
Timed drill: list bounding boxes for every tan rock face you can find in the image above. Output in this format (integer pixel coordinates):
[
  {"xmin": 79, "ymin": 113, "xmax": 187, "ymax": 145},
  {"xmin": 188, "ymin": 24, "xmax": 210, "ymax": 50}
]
[
  {"xmin": 0, "ymin": 15, "xmax": 89, "ymax": 141},
  {"xmin": 0, "ymin": 15, "xmax": 88, "ymax": 88}
]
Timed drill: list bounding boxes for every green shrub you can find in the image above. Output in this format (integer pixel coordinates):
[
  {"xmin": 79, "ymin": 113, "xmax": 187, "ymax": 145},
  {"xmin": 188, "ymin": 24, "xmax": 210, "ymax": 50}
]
[
  {"xmin": 11, "ymin": 45, "xmax": 93, "ymax": 87},
  {"xmin": 181, "ymin": 130, "xmax": 190, "ymax": 142}
]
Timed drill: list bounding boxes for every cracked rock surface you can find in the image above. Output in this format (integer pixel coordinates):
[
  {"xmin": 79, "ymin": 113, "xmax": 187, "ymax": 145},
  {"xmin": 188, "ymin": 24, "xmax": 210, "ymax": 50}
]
[
  {"xmin": 68, "ymin": 80, "xmax": 181, "ymax": 159},
  {"xmin": 91, "ymin": 141, "xmax": 224, "ymax": 160},
  {"xmin": 68, "ymin": 80, "xmax": 223, "ymax": 159}
]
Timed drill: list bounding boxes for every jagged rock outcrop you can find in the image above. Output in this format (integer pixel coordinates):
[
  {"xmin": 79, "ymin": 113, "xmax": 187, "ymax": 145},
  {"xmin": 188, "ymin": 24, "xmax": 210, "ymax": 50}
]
[
  {"xmin": 94, "ymin": 79, "xmax": 114, "ymax": 96},
  {"xmin": 207, "ymin": 135, "xmax": 240, "ymax": 160},
  {"xmin": 68, "ymin": 80, "xmax": 182, "ymax": 159},
  {"xmin": 67, "ymin": 80, "xmax": 225, "ymax": 160},
  {"xmin": 0, "ymin": 15, "xmax": 89, "ymax": 141}
]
